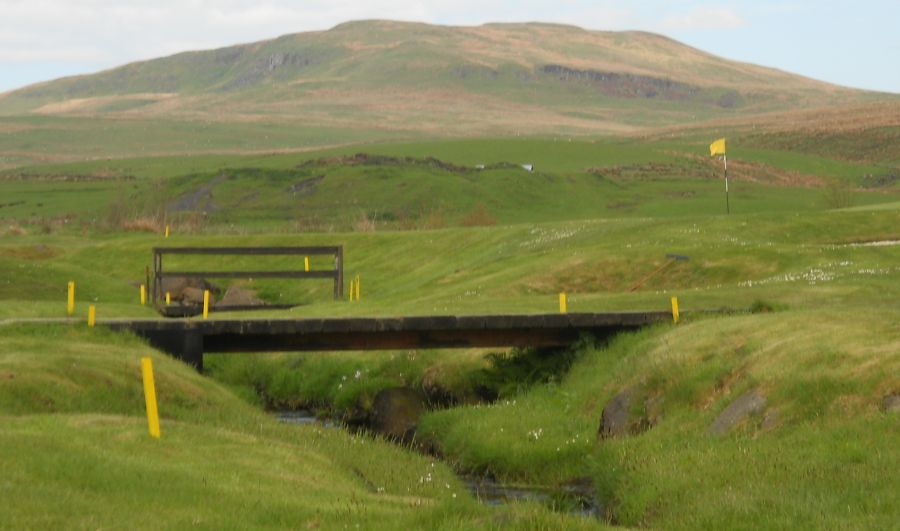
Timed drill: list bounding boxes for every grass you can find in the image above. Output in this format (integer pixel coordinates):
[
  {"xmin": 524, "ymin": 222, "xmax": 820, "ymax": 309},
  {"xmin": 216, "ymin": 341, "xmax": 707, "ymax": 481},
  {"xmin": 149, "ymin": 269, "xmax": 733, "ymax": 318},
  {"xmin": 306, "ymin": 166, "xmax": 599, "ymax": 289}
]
[
  {"xmin": 1, "ymin": 131, "xmax": 898, "ymax": 527},
  {"xmin": 0, "ymin": 324, "xmax": 606, "ymax": 529},
  {"xmin": 2, "ymin": 138, "xmax": 897, "ymax": 237},
  {"xmin": 417, "ymin": 309, "xmax": 900, "ymax": 527},
  {"xmin": 1, "ymin": 206, "xmax": 898, "ymax": 321}
]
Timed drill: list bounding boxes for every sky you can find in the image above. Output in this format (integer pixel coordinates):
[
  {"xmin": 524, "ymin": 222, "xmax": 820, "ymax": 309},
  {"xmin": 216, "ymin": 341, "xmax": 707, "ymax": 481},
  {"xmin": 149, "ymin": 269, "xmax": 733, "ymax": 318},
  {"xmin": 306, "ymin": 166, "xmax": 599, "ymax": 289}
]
[{"xmin": 1, "ymin": 0, "xmax": 898, "ymax": 94}]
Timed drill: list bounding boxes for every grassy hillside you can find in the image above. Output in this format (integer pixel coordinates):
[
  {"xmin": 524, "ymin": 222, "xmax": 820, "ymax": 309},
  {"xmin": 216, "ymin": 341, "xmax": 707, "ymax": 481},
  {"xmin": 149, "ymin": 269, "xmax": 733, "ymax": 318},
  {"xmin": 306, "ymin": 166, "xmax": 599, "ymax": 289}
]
[
  {"xmin": 1, "ymin": 21, "xmax": 862, "ymax": 119},
  {"xmin": 418, "ymin": 309, "xmax": 899, "ymax": 527},
  {"xmin": 0, "ymin": 324, "xmax": 604, "ymax": 529},
  {"xmin": 2, "ymin": 134, "xmax": 897, "ymax": 235},
  {"xmin": 3, "ymin": 20, "xmax": 897, "ymax": 169}
]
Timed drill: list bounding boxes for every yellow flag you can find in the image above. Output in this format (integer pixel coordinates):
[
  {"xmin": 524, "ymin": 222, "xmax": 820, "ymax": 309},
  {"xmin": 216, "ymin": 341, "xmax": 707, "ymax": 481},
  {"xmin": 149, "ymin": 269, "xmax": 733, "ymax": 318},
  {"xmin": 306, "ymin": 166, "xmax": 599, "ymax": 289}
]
[{"xmin": 709, "ymin": 138, "xmax": 726, "ymax": 156}]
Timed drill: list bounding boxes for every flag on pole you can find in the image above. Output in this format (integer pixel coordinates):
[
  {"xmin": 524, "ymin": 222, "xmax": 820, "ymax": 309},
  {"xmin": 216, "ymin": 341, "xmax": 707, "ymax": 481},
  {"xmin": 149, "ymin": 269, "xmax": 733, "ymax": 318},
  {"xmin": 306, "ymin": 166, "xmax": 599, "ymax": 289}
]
[{"xmin": 709, "ymin": 137, "xmax": 730, "ymax": 213}]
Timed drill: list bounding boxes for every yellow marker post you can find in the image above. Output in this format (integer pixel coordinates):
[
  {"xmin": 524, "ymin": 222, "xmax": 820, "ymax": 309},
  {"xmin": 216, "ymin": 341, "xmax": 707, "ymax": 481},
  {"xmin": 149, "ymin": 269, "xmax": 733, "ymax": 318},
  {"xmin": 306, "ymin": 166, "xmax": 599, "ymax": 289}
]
[
  {"xmin": 164, "ymin": 225, "xmax": 170, "ymax": 238},
  {"xmin": 140, "ymin": 357, "xmax": 161, "ymax": 439},
  {"xmin": 559, "ymin": 292, "xmax": 567, "ymax": 314},
  {"xmin": 203, "ymin": 290, "xmax": 210, "ymax": 319},
  {"xmin": 67, "ymin": 281, "xmax": 75, "ymax": 316},
  {"xmin": 348, "ymin": 279, "xmax": 355, "ymax": 301},
  {"xmin": 165, "ymin": 292, "xmax": 171, "ymax": 305},
  {"xmin": 355, "ymin": 275, "xmax": 361, "ymax": 301},
  {"xmin": 671, "ymin": 296, "xmax": 680, "ymax": 324},
  {"xmin": 88, "ymin": 305, "xmax": 96, "ymax": 327},
  {"xmin": 140, "ymin": 284, "xmax": 146, "ymax": 305},
  {"xmin": 304, "ymin": 256, "xmax": 310, "ymax": 272}
]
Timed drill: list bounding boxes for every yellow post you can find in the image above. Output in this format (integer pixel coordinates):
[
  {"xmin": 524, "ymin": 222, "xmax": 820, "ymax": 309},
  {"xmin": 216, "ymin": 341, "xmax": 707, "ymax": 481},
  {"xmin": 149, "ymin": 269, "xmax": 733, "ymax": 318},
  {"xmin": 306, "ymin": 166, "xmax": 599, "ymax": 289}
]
[
  {"xmin": 203, "ymin": 290, "xmax": 210, "ymax": 319},
  {"xmin": 88, "ymin": 305, "xmax": 96, "ymax": 327},
  {"xmin": 348, "ymin": 279, "xmax": 355, "ymax": 301},
  {"xmin": 671, "ymin": 296, "xmax": 680, "ymax": 324},
  {"xmin": 304, "ymin": 256, "xmax": 310, "ymax": 272},
  {"xmin": 165, "ymin": 292, "xmax": 171, "ymax": 305},
  {"xmin": 164, "ymin": 225, "xmax": 170, "ymax": 238},
  {"xmin": 355, "ymin": 275, "xmax": 361, "ymax": 301},
  {"xmin": 67, "ymin": 281, "xmax": 75, "ymax": 316},
  {"xmin": 141, "ymin": 357, "xmax": 161, "ymax": 439},
  {"xmin": 559, "ymin": 292, "xmax": 567, "ymax": 314},
  {"xmin": 140, "ymin": 284, "xmax": 146, "ymax": 305}
]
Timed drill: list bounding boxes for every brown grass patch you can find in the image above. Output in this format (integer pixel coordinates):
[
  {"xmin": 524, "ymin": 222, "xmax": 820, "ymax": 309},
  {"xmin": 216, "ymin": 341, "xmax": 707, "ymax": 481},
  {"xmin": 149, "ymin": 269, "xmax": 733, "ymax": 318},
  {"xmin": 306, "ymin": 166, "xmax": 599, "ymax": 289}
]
[
  {"xmin": 120, "ymin": 217, "xmax": 163, "ymax": 233},
  {"xmin": 460, "ymin": 203, "xmax": 497, "ymax": 227},
  {"xmin": 0, "ymin": 245, "xmax": 60, "ymax": 260}
]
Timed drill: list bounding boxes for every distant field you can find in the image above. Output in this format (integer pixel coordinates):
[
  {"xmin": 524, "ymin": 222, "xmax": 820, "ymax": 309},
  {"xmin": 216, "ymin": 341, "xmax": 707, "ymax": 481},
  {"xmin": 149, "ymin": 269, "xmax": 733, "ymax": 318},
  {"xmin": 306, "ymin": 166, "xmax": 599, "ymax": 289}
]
[
  {"xmin": 2, "ymin": 207, "xmax": 898, "ymax": 321},
  {"xmin": 2, "ymin": 135, "xmax": 897, "ymax": 235}
]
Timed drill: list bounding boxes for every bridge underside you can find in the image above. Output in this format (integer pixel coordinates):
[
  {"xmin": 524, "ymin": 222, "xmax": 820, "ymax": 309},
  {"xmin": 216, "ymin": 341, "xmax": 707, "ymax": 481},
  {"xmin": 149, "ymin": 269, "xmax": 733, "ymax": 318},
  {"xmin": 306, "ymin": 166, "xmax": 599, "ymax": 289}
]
[{"xmin": 106, "ymin": 313, "xmax": 670, "ymax": 372}]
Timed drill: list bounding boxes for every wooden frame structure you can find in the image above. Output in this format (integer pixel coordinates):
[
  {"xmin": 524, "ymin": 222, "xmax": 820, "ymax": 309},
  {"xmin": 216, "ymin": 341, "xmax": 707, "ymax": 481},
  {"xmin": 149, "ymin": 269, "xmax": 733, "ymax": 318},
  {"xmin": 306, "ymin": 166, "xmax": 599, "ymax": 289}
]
[{"xmin": 151, "ymin": 246, "xmax": 344, "ymax": 307}]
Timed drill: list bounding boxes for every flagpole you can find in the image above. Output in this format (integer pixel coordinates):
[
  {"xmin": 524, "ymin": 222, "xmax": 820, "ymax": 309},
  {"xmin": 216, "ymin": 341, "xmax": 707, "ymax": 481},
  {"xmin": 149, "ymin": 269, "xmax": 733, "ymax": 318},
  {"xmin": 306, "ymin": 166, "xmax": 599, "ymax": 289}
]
[{"xmin": 724, "ymin": 153, "xmax": 730, "ymax": 215}]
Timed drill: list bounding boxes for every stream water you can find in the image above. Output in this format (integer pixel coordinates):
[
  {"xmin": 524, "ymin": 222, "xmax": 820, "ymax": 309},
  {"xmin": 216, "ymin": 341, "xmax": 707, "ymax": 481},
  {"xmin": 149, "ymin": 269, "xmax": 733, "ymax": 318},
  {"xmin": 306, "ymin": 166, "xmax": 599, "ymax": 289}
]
[{"xmin": 275, "ymin": 410, "xmax": 604, "ymax": 519}]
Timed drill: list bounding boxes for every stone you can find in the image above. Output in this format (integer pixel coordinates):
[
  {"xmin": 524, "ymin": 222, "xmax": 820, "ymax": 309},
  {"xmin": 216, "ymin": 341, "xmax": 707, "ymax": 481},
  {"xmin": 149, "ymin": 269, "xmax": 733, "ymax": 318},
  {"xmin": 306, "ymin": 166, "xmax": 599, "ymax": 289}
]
[
  {"xmin": 882, "ymin": 393, "xmax": 900, "ymax": 413},
  {"xmin": 160, "ymin": 276, "xmax": 217, "ymax": 301},
  {"xmin": 369, "ymin": 387, "xmax": 427, "ymax": 443},
  {"xmin": 218, "ymin": 286, "xmax": 265, "ymax": 306},
  {"xmin": 760, "ymin": 408, "xmax": 780, "ymax": 431},
  {"xmin": 181, "ymin": 286, "xmax": 212, "ymax": 305},
  {"xmin": 598, "ymin": 386, "xmax": 650, "ymax": 440},
  {"xmin": 709, "ymin": 389, "xmax": 767, "ymax": 435}
]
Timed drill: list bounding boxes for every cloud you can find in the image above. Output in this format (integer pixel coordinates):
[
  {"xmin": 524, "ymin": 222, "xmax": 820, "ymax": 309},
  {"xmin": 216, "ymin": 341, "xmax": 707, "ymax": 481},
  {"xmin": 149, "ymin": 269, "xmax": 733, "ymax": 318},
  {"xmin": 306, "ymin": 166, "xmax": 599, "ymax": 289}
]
[{"xmin": 660, "ymin": 7, "xmax": 746, "ymax": 30}]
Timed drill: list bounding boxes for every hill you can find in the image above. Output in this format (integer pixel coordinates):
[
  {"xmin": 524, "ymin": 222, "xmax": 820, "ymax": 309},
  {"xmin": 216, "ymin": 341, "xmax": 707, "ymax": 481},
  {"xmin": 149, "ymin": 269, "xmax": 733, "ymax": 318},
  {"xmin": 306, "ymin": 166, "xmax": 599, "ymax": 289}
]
[{"xmin": 0, "ymin": 20, "xmax": 888, "ymax": 135}]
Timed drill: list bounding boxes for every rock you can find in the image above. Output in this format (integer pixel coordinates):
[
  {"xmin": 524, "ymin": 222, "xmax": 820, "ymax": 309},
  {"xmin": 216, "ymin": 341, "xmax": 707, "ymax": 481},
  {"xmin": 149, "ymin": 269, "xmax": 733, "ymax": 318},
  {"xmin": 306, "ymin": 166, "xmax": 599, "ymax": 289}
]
[
  {"xmin": 760, "ymin": 408, "xmax": 780, "ymax": 431},
  {"xmin": 218, "ymin": 286, "xmax": 265, "ymax": 306},
  {"xmin": 420, "ymin": 365, "xmax": 454, "ymax": 405},
  {"xmin": 882, "ymin": 393, "xmax": 900, "ymax": 413},
  {"xmin": 160, "ymin": 276, "xmax": 217, "ymax": 302},
  {"xmin": 598, "ymin": 386, "xmax": 652, "ymax": 440},
  {"xmin": 599, "ymin": 387, "xmax": 635, "ymax": 439},
  {"xmin": 181, "ymin": 286, "xmax": 213, "ymax": 306},
  {"xmin": 369, "ymin": 387, "xmax": 427, "ymax": 443},
  {"xmin": 709, "ymin": 389, "xmax": 767, "ymax": 435}
]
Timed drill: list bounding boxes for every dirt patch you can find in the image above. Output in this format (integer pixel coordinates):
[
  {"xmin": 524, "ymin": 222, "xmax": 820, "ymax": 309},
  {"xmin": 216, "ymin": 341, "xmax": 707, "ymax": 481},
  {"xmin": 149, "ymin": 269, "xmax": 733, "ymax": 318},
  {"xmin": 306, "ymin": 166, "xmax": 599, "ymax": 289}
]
[
  {"xmin": 289, "ymin": 175, "xmax": 325, "ymax": 196},
  {"xmin": 169, "ymin": 175, "xmax": 224, "ymax": 213},
  {"xmin": 299, "ymin": 153, "xmax": 482, "ymax": 173},
  {"xmin": 0, "ymin": 244, "xmax": 61, "ymax": 260},
  {"xmin": 542, "ymin": 64, "xmax": 700, "ymax": 101},
  {"xmin": 218, "ymin": 285, "xmax": 266, "ymax": 307}
]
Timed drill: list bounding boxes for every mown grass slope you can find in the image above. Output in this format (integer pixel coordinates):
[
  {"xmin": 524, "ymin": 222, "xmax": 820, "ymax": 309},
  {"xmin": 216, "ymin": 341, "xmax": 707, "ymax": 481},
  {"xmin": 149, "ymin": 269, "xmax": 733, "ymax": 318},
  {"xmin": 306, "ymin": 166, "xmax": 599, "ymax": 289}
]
[{"xmin": 0, "ymin": 325, "xmax": 604, "ymax": 529}]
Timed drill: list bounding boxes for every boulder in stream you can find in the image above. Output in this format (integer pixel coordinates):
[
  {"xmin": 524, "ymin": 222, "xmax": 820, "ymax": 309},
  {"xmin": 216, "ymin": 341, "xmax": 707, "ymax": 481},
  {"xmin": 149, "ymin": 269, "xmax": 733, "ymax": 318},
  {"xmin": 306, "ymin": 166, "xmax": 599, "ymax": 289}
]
[{"xmin": 369, "ymin": 387, "xmax": 427, "ymax": 443}]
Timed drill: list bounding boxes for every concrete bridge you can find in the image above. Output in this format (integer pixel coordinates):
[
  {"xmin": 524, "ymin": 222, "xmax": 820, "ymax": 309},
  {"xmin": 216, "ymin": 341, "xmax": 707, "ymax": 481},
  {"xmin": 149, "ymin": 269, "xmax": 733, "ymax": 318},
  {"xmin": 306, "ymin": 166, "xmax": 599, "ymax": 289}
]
[{"xmin": 104, "ymin": 312, "xmax": 671, "ymax": 371}]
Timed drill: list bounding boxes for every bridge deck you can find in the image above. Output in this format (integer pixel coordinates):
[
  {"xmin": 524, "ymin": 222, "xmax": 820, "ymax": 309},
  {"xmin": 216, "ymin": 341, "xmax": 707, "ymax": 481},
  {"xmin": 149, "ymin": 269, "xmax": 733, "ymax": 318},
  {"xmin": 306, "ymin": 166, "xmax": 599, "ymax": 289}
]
[{"xmin": 103, "ymin": 312, "xmax": 671, "ymax": 371}]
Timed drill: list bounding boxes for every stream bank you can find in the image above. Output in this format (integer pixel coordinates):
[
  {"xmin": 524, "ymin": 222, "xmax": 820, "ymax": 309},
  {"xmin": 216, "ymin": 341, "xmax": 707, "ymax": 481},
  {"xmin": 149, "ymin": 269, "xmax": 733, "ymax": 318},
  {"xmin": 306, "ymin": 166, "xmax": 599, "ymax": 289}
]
[{"xmin": 275, "ymin": 407, "xmax": 608, "ymax": 520}]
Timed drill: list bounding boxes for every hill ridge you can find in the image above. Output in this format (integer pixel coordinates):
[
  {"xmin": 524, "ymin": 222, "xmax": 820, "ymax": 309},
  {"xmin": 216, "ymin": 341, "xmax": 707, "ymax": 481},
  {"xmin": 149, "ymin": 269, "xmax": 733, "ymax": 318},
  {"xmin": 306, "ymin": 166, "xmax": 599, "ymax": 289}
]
[{"xmin": 0, "ymin": 19, "xmax": 892, "ymax": 138}]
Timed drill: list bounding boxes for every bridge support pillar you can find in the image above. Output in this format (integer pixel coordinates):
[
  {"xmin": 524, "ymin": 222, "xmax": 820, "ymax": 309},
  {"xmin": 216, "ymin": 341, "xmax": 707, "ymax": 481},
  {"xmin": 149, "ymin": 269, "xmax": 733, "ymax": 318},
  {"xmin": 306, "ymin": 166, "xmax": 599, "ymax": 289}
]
[{"xmin": 140, "ymin": 329, "xmax": 204, "ymax": 372}]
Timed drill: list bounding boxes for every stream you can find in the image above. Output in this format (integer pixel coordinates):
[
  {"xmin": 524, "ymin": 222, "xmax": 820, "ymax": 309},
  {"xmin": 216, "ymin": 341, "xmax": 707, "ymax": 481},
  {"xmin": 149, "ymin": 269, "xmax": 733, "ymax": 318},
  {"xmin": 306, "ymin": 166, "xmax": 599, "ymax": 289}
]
[{"xmin": 275, "ymin": 410, "xmax": 604, "ymax": 519}]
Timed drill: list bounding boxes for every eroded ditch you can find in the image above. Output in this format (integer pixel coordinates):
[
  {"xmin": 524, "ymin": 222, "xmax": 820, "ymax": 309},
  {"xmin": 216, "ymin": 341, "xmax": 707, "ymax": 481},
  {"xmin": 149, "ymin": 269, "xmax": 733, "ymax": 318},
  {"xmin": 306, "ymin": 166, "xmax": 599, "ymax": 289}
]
[{"xmin": 274, "ymin": 406, "xmax": 606, "ymax": 520}]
